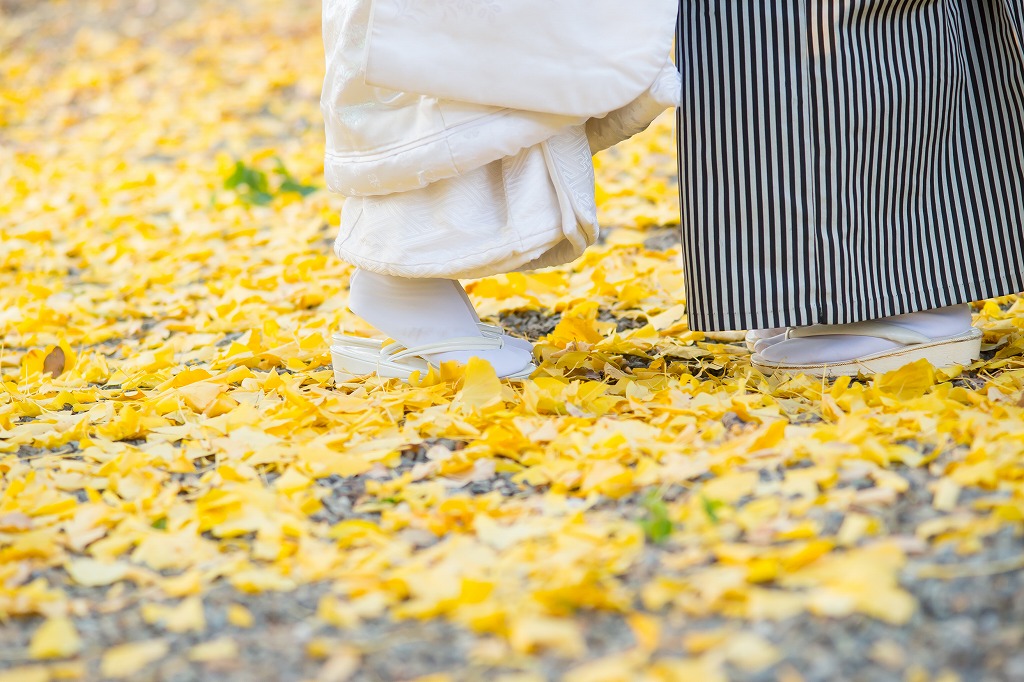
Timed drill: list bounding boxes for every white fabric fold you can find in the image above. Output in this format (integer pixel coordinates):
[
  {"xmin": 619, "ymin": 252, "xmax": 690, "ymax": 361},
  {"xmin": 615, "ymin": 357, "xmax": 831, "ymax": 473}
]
[
  {"xmin": 321, "ymin": 0, "xmax": 679, "ymax": 198},
  {"xmin": 364, "ymin": 0, "xmax": 679, "ymax": 117},
  {"xmin": 586, "ymin": 59, "xmax": 681, "ymax": 154},
  {"xmin": 335, "ymin": 126, "xmax": 597, "ymax": 279}
]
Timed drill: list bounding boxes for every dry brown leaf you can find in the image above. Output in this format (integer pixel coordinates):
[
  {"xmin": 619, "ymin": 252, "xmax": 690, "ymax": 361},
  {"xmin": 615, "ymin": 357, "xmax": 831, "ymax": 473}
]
[{"xmin": 42, "ymin": 346, "xmax": 65, "ymax": 378}]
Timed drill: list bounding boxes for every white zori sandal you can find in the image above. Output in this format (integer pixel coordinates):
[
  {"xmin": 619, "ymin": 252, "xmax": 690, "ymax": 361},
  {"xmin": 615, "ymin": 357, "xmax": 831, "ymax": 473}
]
[
  {"xmin": 331, "ymin": 331, "xmax": 536, "ymax": 382},
  {"xmin": 751, "ymin": 320, "xmax": 982, "ymax": 378}
]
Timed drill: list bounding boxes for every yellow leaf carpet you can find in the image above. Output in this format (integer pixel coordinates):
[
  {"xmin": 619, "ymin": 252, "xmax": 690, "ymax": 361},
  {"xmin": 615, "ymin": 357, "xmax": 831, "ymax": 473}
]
[{"xmin": 1, "ymin": 1, "xmax": 1022, "ymax": 680}]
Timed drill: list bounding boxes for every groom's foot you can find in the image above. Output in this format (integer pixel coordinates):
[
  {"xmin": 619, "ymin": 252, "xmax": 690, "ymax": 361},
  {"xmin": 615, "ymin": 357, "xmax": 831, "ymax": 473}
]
[
  {"xmin": 751, "ymin": 305, "xmax": 980, "ymax": 378},
  {"xmin": 745, "ymin": 327, "xmax": 786, "ymax": 352}
]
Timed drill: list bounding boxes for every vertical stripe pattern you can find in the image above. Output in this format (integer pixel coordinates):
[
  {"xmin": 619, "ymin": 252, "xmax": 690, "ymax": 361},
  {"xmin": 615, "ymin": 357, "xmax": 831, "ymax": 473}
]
[{"xmin": 677, "ymin": 1, "xmax": 1024, "ymax": 332}]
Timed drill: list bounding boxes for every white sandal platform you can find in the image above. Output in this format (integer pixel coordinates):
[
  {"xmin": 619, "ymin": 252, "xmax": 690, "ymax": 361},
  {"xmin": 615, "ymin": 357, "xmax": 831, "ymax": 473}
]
[
  {"xmin": 331, "ymin": 335, "xmax": 536, "ymax": 383},
  {"xmin": 751, "ymin": 321, "xmax": 982, "ymax": 378}
]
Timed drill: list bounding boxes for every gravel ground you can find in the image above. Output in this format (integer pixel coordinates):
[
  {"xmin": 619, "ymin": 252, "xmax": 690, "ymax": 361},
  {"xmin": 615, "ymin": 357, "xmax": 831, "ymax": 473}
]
[
  {"xmin": 1, "ymin": 461, "xmax": 1021, "ymax": 681},
  {"xmin": 1, "ymin": 314, "xmax": 1022, "ymax": 681},
  {"xmin": 2, "ymin": 368, "xmax": 1021, "ymax": 681}
]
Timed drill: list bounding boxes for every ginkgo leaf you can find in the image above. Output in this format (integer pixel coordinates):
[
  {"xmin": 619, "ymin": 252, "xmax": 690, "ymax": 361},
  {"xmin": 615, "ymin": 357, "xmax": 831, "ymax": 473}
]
[
  {"xmin": 457, "ymin": 358, "xmax": 504, "ymax": 410},
  {"xmin": 66, "ymin": 559, "xmax": 129, "ymax": 587},
  {"xmin": 227, "ymin": 604, "xmax": 255, "ymax": 629},
  {"xmin": 316, "ymin": 647, "xmax": 361, "ymax": 682},
  {"xmin": 28, "ymin": 617, "xmax": 82, "ymax": 659},
  {"xmin": 509, "ymin": 615, "xmax": 586, "ymax": 657},
  {"xmin": 100, "ymin": 640, "xmax": 169, "ymax": 679},
  {"xmin": 188, "ymin": 637, "xmax": 239, "ymax": 662},
  {"xmin": 0, "ymin": 667, "xmax": 49, "ymax": 682},
  {"xmin": 142, "ymin": 597, "xmax": 206, "ymax": 634},
  {"xmin": 873, "ymin": 359, "xmax": 937, "ymax": 401}
]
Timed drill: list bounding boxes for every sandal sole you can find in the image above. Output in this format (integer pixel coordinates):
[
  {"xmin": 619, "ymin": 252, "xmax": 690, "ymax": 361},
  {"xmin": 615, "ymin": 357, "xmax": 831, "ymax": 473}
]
[
  {"xmin": 331, "ymin": 345, "xmax": 534, "ymax": 384},
  {"xmin": 332, "ymin": 332, "xmax": 534, "ymax": 354}
]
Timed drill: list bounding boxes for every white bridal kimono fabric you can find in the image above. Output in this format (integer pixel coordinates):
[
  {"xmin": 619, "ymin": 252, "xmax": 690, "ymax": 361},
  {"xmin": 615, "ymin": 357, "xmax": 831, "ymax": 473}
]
[{"xmin": 322, "ymin": 0, "xmax": 680, "ymax": 279}]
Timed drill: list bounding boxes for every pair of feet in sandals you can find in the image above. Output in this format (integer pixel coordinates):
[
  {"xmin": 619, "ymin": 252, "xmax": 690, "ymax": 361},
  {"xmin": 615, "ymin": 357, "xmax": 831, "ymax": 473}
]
[{"xmin": 332, "ymin": 271, "xmax": 982, "ymax": 381}]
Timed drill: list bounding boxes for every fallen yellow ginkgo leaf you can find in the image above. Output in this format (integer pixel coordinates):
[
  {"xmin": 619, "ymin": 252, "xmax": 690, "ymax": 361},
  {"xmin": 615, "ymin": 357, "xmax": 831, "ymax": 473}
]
[
  {"xmin": 100, "ymin": 639, "xmax": 170, "ymax": 679},
  {"xmin": 28, "ymin": 616, "xmax": 81, "ymax": 660}
]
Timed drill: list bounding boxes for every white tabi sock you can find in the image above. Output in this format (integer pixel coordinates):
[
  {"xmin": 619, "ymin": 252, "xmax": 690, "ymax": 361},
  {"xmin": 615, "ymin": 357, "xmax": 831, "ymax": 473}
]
[{"xmin": 348, "ymin": 269, "xmax": 533, "ymax": 376}]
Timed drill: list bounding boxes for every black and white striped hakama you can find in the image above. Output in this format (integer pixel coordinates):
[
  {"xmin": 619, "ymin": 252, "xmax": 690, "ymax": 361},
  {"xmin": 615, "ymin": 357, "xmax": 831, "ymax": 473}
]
[{"xmin": 676, "ymin": 1, "xmax": 1024, "ymax": 332}]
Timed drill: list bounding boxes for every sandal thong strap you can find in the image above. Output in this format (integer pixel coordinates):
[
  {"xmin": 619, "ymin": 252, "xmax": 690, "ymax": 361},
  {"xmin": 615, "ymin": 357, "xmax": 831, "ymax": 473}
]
[
  {"xmin": 333, "ymin": 323, "xmax": 505, "ymax": 348},
  {"xmin": 386, "ymin": 335, "xmax": 506, "ymax": 363},
  {"xmin": 788, "ymin": 320, "xmax": 932, "ymax": 345}
]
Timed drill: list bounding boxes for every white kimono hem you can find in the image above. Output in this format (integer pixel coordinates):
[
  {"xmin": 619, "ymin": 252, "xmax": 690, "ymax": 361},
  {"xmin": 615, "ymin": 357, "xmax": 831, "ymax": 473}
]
[{"xmin": 334, "ymin": 126, "xmax": 597, "ymax": 280}]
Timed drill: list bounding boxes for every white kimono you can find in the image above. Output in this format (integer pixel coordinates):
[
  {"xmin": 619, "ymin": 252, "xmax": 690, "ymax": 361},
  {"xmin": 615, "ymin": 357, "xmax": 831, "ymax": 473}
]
[{"xmin": 322, "ymin": 0, "xmax": 680, "ymax": 279}]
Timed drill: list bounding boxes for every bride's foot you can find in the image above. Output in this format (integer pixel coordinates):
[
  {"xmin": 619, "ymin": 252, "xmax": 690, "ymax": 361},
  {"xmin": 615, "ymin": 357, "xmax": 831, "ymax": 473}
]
[
  {"xmin": 450, "ymin": 280, "xmax": 534, "ymax": 353},
  {"xmin": 751, "ymin": 305, "xmax": 981, "ymax": 377},
  {"xmin": 345, "ymin": 269, "xmax": 534, "ymax": 378}
]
